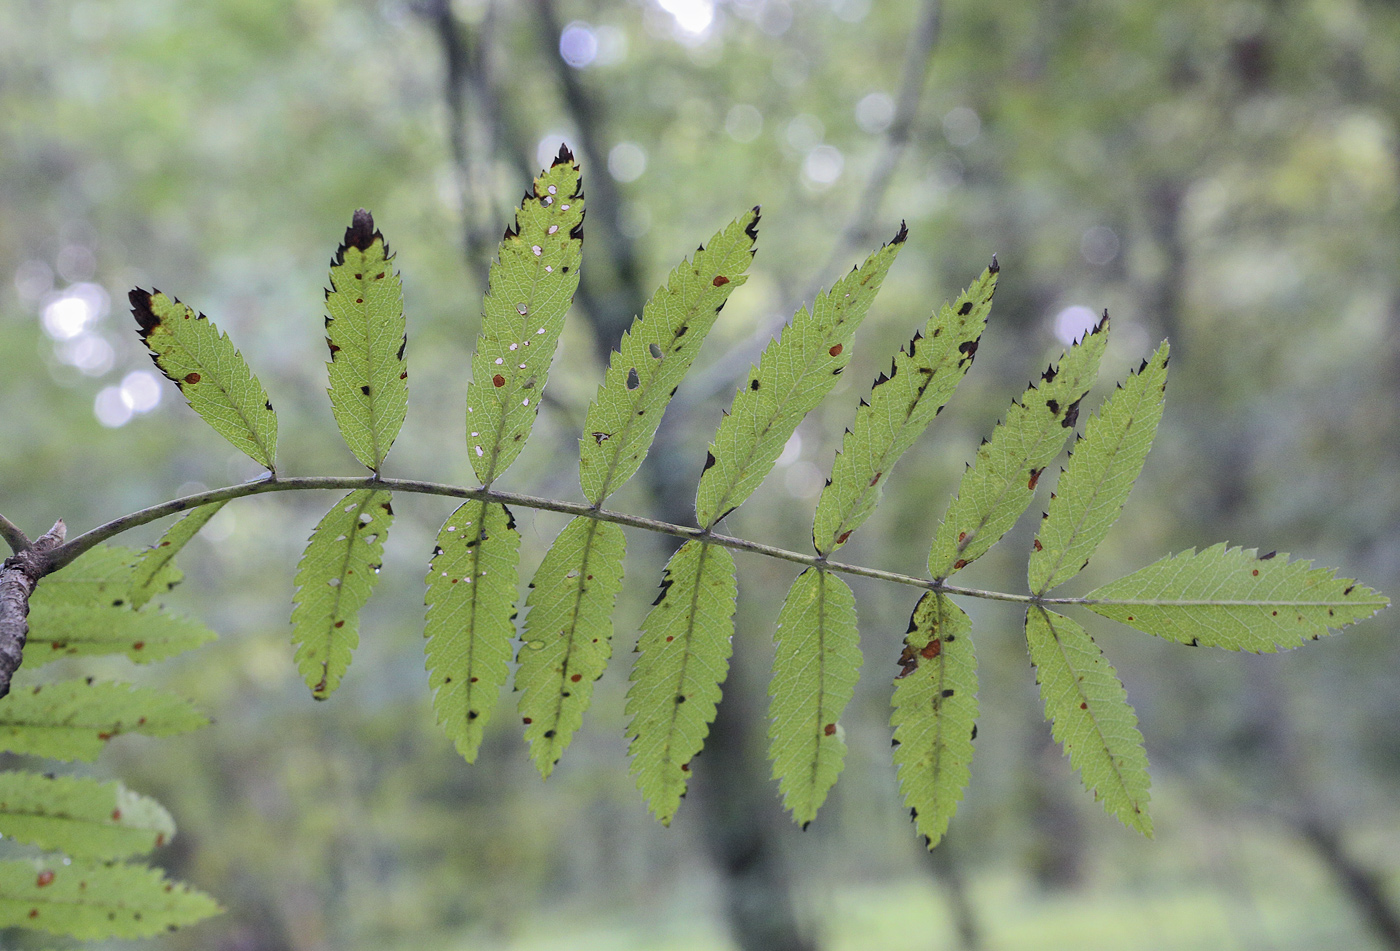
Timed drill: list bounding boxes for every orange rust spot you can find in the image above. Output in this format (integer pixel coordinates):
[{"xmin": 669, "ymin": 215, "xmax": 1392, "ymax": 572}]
[
  {"xmin": 27, "ymin": 908, "xmax": 38, "ymax": 919},
  {"xmin": 97, "ymin": 731, "xmax": 113, "ymax": 741},
  {"xmin": 836, "ymin": 530, "xmax": 852, "ymax": 545},
  {"xmin": 1252, "ymin": 569, "xmax": 1259, "ymax": 576},
  {"xmin": 953, "ymin": 559, "xmax": 968, "ymax": 570},
  {"xmin": 492, "ymin": 373, "xmax": 506, "ymax": 387},
  {"xmin": 712, "ymin": 275, "xmax": 730, "ymax": 286},
  {"xmin": 132, "ymin": 641, "xmax": 145, "ymax": 651},
  {"xmin": 112, "ymin": 809, "xmax": 122, "ymax": 821},
  {"xmin": 155, "ymin": 832, "xmax": 166, "ymax": 847},
  {"xmin": 570, "ymin": 673, "xmax": 582, "ymax": 682},
  {"xmin": 183, "ymin": 372, "xmax": 201, "ymax": 385},
  {"xmin": 36, "ymin": 871, "xmax": 54, "ymax": 888},
  {"xmin": 829, "ymin": 343, "xmax": 843, "ymax": 357},
  {"xmin": 957, "ymin": 531, "xmax": 968, "ymax": 544},
  {"xmin": 823, "ymin": 723, "xmax": 836, "ymax": 736}
]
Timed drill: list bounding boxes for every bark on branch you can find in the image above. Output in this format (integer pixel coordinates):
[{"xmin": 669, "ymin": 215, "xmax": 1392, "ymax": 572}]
[{"xmin": 0, "ymin": 519, "xmax": 66, "ymax": 698}]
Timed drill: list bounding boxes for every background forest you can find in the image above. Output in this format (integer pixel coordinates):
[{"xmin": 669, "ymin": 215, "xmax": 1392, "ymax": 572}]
[{"xmin": 2, "ymin": 0, "xmax": 1398, "ymax": 949}]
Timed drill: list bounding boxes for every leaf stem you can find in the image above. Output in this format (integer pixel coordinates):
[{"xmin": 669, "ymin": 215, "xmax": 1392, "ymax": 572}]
[
  {"xmin": 47, "ymin": 475, "xmax": 1076, "ymax": 606},
  {"xmin": 0, "ymin": 513, "xmax": 31, "ymax": 555}
]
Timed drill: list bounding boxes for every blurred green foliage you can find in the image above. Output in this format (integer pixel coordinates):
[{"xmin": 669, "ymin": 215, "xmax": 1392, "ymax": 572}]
[{"xmin": 2, "ymin": 0, "xmax": 1397, "ymax": 948}]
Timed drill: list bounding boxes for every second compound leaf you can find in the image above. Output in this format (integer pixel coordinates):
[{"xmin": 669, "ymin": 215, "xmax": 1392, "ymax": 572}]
[
  {"xmin": 767, "ymin": 568, "xmax": 861, "ymax": 828},
  {"xmin": 626, "ymin": 540, "xmax": 737, "ymax": 824},
  {"xmin": 290, "ymin": 489, "xmax": 394, "ymax": 699},
  {"xmin": 1026, "ymin": 606, "xmax": 1152, "ymax": 835}
]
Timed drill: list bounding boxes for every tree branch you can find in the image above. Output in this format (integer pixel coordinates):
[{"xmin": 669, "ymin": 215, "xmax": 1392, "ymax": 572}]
[{"xmin": 0, "ymin": 519, "xmax": 66, "ymax": 698}]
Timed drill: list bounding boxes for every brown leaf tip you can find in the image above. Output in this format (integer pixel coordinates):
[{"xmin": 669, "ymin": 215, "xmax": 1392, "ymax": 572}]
[
  {"xmin": 129, "ymin": 288, "xmax": 160, "ymax": 336},
  {"xmin": 989, "ymin": 253, "xmax": 1000, "ymax": 274},
  {"xmin": 745, "ymin": 207, "xmax": 761, "ymax": 241},
  {"xmin": 342, "ymin": 209, "xmax": 380, "ymax": 254}
]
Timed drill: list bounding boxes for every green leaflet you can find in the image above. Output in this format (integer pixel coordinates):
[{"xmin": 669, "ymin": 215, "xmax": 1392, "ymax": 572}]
[
  {"xmin": 626, "ymin": 541, "xmax": 737, "ymax": 824},
  {"xmin": 814, "ymin": 264, "xmax": 997, "ymax": 554},
  {"xmin": 24, "ymin": 604, "xmax": 215, "ymax": 665},
  {"xmin": 30, "ymin": 545, "xmax": 174, "ymax": 611},
  {"xmin": 695, "ymin": 226, "xmax": 907, "ymax": 528},
  {"xmin": 890, "ymin": 592, "xmax": 977, "ymax": 849},
  {"xmin": 466, "ymin": 146, "xmax": 585, "ymax": 485},
  {"xmin": 290, "ymin": 489, "xmax": 394, "ymax": 699},
  {"xmin": 0, "ymin": 859, "xmax": 220, "ymax": 939},
  {"xmin": 1028, "ymin": 343, "xmax": 1168, "ymax": 593},
  {"xmin": 928, "ymin": 317, "xmax": 1109, "ymax": 579},
  {"xmin": 0, "ymin": 773, "xmax": 175, "ymax": 859},
  {"xmin": 1086, "ymin": 545, "xmax": 1389, "ymax": 650},
  {"xmin": 766, "ymin": 569, "xmax": 860, "ymax": 827},
  {"xmin": 423, "ymin": 500, "xmax": 521, "ymax": 761},
  {"xmin": 517, "ymin": 518, "xmax": 626, "ymax": 776},
  {"xmin": 1026, "ymin": 607, "xmax": 1152, "ymax": 835},
  {"xmin": 0, "ymin": 679, "xmax": 209, "ymax": 761},
  {"xmin": 580, "ymin": 209, "xmax": 760, "ymax": 505},
  {"xmin": 325, "ymin": 209, "xmax": 408, "ymax": 472},
  {"xmin": 129, "ymin": 289, "xmax": 278, "ymax": 472},
  {"xmin": 129, "ymin": 501, "xmax": 225, "ymax": 609}
]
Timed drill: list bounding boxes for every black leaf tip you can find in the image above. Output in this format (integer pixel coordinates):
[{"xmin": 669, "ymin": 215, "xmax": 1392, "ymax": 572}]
[
  {"xmin": 745, "ymin": 207, "xmax": 761, "ymax": 241},
  {"xmin": 343, "ymin": 209, "xmax": 379, "ymax": 253},
  {"xmin": 553, "ymin": 143, "xmax": 575, "ymax": 167},
  {"xmin": 129, "ymin": 288, "xmax": 158, "ymax": 335},
  {"xmin": 989, "ymin": 253, "xmax": 1000, "ymax": 274},
  {"xmin": 891, "ymin": 221, "xmax": 909, "ymax": 245}
]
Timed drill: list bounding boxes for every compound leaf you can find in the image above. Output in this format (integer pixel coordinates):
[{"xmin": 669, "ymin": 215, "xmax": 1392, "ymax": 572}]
[
  {"xmin": 423, "ymin": 500, "xmax": 521, "ymax": 761},
  {"xmin": 580, "ymin": 208, "xmax": 760, "ymax": 504},
  {"xmin": 324, "ymin": 209, "xmax": 408, "ymax": 472},
  {"xmin": 517, "ymin": 517, "xmax": 626, "ymax": 776},
  {"xmin": 890, "ymin": 592, "xmax": 978, "ymax": 849},
  {"xmin": 129, "ymin": 502, "xmax": 225, "ymax": 609},
  {"xmin": 928, "ymin": 317, "xmax": 1109, "ymax": 578},
  {"xmin": 814, "ymin": 263, "xmax": 996, "ymax": 554},
  {"xmin": 1026, "ymin": 607, "xmax": 1152, "ymax": 835},
  {"xmin": 129, "ymin": 288, "xmax": 277, "ymax": 472},
  {"xmin": 626, "ymin": 541, "xmax": 737, "ymax": 824},
  {"xmin": 1086, "ymin": 545, "xmax": 1389, "ymax": 650},
  {"xmin": 0, "ymin": 679, "xmax": 209, "ymax": 762},
  {"xmin": 0, "ymin": 772, "xmax": 175, "ymax": 859},
  {"xmin": 0, "ymin": 859, "xmax": 220, "ymax": 939},
  {"xmin": 695, "ymin": 226, "xmax": 907, "ymax": 528},
  {"xmin": 766, "ymin": 568, "xmax": 860, "ymax": 827},
  {"xmin": 290, "ymin": 489, "xmax": 393, "ymax": 699},
  {"xmin": 466, "ymin": 146, "xmax": 585, "ymax": 484},
  {"xmin": 23, "ymin": 605, "xmax": 214, "ymax": 666}
]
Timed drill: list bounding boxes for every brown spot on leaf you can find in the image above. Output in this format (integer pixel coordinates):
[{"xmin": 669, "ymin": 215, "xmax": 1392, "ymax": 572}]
[
  {"xmin": 920, "ymin": 640, "xmax": 941, "ymax": 659},
  {"xmin": 824, "ymin": 723, "xmax": 837, "ymax": 736},
  {"xmin": 958, "ymin": 301, "xmax": 973, "ymax": 316},
  {"xmin": 1079, "ymin": 702, "xmax": 1088, "ymax": 710},
  {"xmin": 713, "ymin": 275, "xmax": 730, "ymax": 286},
  {"xmin": 836, "ymin": 530, "xmax": 852, "ymax": 545},
  {"xmin": 829, "ymin": 343, "xmax": 843, "ymax": 357},
  {"xmin": 132, "ymin": 641, "xmax": 145, "ymax": 651},
  {"xmin": 953, "ymin": 559, "xmax": 968, "ymax": 570},
  {"xmin": 36, "ymin": 871, "xmax": 54, "ymax": 888},
  {"xmin": 492, "ymin": 374, "xmax": 506, "ymax": 387},
  {"xmin": 1028, "ymin": 467, "xmax": 1043, "ymax": 490},
  {"xmin": 184, "ymin": 373, "xmax": 201, "ymax": 385},
  {"xmin": 1033, "ymin": 539, "xmax": 1043, "ymax": 552},
  {"xmin": 571, "ymin": 673, "xmax": 582, "ymax": 682}
]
